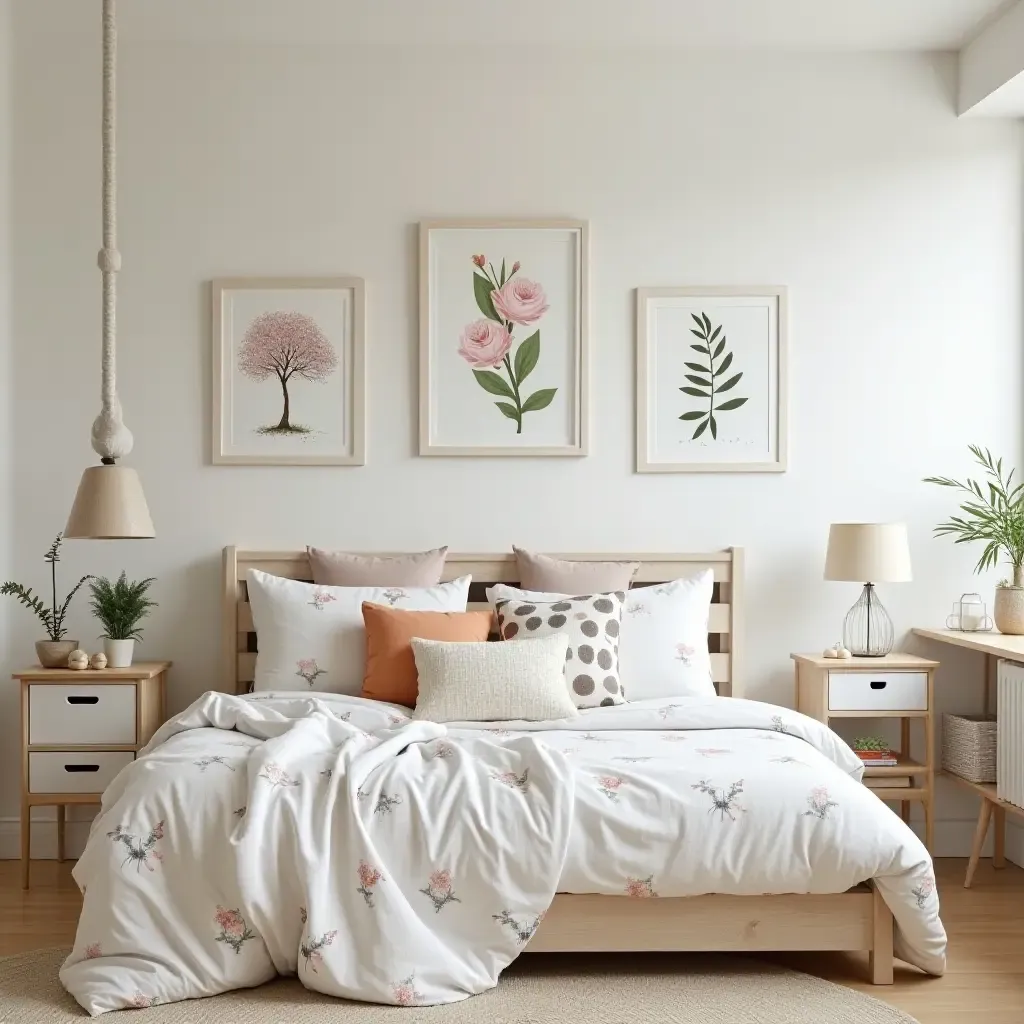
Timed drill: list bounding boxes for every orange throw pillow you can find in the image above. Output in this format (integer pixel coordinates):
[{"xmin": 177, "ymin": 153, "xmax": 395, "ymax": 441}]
[{"xmin": 361, "ymin": 602, "xmax": 494, "ymax": 707}]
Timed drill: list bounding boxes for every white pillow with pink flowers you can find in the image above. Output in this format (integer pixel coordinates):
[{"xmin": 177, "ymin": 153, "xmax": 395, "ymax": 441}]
[{"xmin": 487, "ymin": 570, "xmax": 715, "ymax": 701}]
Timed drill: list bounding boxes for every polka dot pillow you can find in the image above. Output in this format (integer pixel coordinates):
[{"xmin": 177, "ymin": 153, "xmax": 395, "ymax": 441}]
[{"xmin": 495, "ymin": 592, "xmax": 626, "ymax": 709}]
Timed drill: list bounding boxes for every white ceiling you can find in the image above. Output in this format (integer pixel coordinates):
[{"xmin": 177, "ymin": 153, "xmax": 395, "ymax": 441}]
[{"xmin": 24, "ymin": 0, "xmax": 1016, "ymax": 50}]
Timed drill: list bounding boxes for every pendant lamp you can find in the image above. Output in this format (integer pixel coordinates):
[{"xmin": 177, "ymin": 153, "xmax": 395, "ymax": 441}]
[{"xmin": 65, "ymin": 0, "xmax": 154, "ymax": 539}]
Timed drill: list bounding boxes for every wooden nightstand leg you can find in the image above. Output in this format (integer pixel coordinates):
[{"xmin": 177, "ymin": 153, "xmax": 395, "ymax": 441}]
[
  {"xmin": 900, "ymin": 801, "xmax": 910, "ymax": 823},
  {"xmin": 993, "ymin": 806, "xmax": 1006, "ymax": 869},
  {"xmin": 56, "ymin": 804, "xmax": 66, "ymax": 863},
  {"xmin": 965, "ymin": 799, "xmax": 993, "ymax": 888},
  {"xmin": 20, "ymin": 799, "xmax": 31, "ymax": 889}
]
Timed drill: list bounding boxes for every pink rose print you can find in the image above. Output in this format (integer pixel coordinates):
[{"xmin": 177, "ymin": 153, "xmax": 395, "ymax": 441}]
[
  {"xmin": 392, "ymin": 974, "xmax": 425, "ymax": 1006},
  {"xmin": 492, "ymin": 277, "xmax": 549, "ymax": 327},
  {"xmin": 911, "ymin": 876, "xmax": 935, "ymax": 908},
  {"xmin": 295, "ymin": 658, "xmax": 326, "ymax": 687},
  {"xmin": 357, "ymin": 859, "xmax": 385, "ymax": 907},
  {"xmin": 490, "ymin": 768, "xmax": 530, "ymax": 791},
  {"xmin": 214, "ymin": 905, "xmax": 255, "ymax": 954},
  {"xmin": 308, "ymin": 587, "xmax": 336, "ymax": 612},
  {"xmin": 597, "ymin": 775, "xmax": 623, "ymax": 801},
  {"xmin": 258, "ymin": 762, "xmax": 300, "ymax": 789},
  {"xmin": 125, "ymin": 991, "xmax": 154, "ymax": 1009},
  {"xmin": 465, "ymin": 256, "xmax": 557, "ymax": 434},
  {"xmin": 419, "ymin": 868, "xmax": 462, "ymax": 913},
  {"xmin": 84, "ymin": 943, "xmax": 102, "ymax": 959},
  {"xmin": 805, "ymin": 786, "xmax": 838, "ymax": 821},
  {"xmin": 675, "ymin": 643, "xmax": 696, "ymax": 666},
  {"xmin": 106, "ymin": 820, "xmax": 165, "ymax": 872},
  {"xmin": 300, "ymin": 929, "xmax": 337, "ymax": 973},
  {"xmin": 625, "ymin": 875, "xmax": 658, "ymax": 898},
  {"xmin": 458, "ymin": 318, "xmax": 513, "ymax": 369}
]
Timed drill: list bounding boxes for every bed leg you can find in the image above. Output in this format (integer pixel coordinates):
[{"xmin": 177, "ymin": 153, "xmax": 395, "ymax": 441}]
[{"xmin": 868, "ymin": 883, "xmax": 894, "ymax": 985}]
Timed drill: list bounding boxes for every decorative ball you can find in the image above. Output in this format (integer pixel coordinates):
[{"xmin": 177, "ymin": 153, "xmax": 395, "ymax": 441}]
[
  {"xmin": 822, "ymin": 647, "xmax": 838, "ymax": 659},
  {"xmin": 68, "ymin": 649, "xmax": 90, "ymax": 671},
  {"xmin": 838, "ymin": 646, "xmax": 853, "ymax": 659},
  {"xmin": 90, "ymin": 652, "xmax": 108, "ymax": 670}
]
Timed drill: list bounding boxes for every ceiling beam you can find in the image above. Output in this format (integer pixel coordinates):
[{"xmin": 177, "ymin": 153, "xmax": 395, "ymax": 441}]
[{"xmin": 959, "ymin": 0, "xmax": 1024, "ymax": 116}]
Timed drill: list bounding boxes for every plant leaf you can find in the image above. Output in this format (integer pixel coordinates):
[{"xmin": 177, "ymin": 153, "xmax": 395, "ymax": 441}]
[
  {"xmin": 500, "ymin": 258, "xmax": 506, "ymax": 287},
  {"xmin": 716, "ymin": 372, "xmax": 743, "ymax": 394},
  {"xmin": 679, "ymin": 411, "xmax": 706, "ymax": 420},
  {"xmin": 689, "ymin": 328, "xmax": 707, "ymax": 340},
  {"xmin": 691, "ymin": 313, "xmax": 704, "ymax": 327},
  {"xmin": 692, "ymin": 418, "xmax": 709, "ymax": 439},
  {"xmin": 680, "ymin": 386, "xmax": 710, "ymax": 398},
  {"xmin": 685, "ymin": 374, "xmax": 712, "ymax": 387},
  {"xmin": 514, "ymin": 331, "xmax": 540, "ymax": 384},
  {"xmin": 702, "ymin": 312, "xmax": 712, "ymax": 333},
  {"xmin": 717, "ymin": 351, "xmax": 733, "ymax": 374},
  {"xmin": 472, "ymin": 369, "xmax": 516, "ymax": 399},
  {"xmin": 684, "ymin": 361, "xmax": 711, "ymax": 373},
  {"xmin": 495, "ymin": 402, "xmax": 520, "ymax": 420},
  {"xmin": 715, "ymin": 397, "xmax": 748, "ymax": 411},
  {"xmin": 473, "ymin": 273, "xmax": 501, "ymax": 322},
  {"xmin": 709, "ymin": 415, "xmax": 717, "ymax": 439},
  {"xmin": 521, "ymin": 388, "xmax": 557, "ymax": 413},
  {"xmin": 713, "ymin": 338, "xmax": 726, "ymax": 359},
  {"xmin": 690, "ymin": 344, "xmax": 709, "ymax": 354},
  {"xmin": 709, "ymin": 325, "xmax": 722, "ymax": 343}
]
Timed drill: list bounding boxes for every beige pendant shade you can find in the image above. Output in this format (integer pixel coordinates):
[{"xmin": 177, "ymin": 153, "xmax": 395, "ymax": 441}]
[{"xmin": 65, "ymin": 465, "xmax": 154, "ymax": 539}]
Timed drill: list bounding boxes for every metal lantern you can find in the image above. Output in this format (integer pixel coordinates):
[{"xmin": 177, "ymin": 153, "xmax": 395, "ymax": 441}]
[{"xmin": 945, "ymin": 593, "xmax": 993, "ymax": 632}]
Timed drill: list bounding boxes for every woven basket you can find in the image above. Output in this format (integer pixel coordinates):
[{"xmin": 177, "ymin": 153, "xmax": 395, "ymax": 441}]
[{"xmin": 942, "ymin": 713, "xmax": 997, "ymax": 784}]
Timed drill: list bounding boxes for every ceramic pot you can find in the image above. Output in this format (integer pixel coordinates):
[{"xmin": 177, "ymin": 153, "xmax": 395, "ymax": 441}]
[
  {"xmin": 994, "ymin": 587, "xmax": 1024, "ymax": 635},
  {"xmin": 35, "ymin": 640, "xmax": 79, "ymax": 669},
  {"xmin": 103, "ymin": 638, "xmax": 135, "ymax": 668}
]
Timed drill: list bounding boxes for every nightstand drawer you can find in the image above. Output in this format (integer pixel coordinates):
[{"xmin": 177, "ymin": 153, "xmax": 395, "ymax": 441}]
[
  {"xmin": 828, "ymin": 671, "xmax": 928, "ymax": 711},
  {"xmin": 28, "ymin": 684, "xmax": 136, "ymax": 745},
  {"xmin": 28, "ymin": 751, "xmax": 134, "ymax": 794}
]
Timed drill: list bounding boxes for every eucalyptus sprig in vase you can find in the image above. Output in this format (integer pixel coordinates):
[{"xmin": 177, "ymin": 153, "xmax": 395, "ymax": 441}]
[
  {"xmin": 924, "ymin": 445, "xmax": 1024, "ymax": 634},
  {"xmin": 89, "ymin": 572, "xmax": 157, "ymax": 667}
]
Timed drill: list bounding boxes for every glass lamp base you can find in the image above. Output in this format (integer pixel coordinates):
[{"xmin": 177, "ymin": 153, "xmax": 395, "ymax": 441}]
[{"xmin": 842, "ymin": 583, "xmax": 894, "ymax": 657}]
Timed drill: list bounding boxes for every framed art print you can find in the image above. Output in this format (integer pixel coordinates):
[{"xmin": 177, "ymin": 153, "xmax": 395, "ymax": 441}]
[
  {"xmin": 637, "ymin": 286, "xmax": 787, "ymax": 473},
  {"xmin": 212, "ymin": 277, "xmax": 365, "ymax": 466},
  {"xmin": 419, "ymin": 219, "xmax": 589, "ymax": 456}
]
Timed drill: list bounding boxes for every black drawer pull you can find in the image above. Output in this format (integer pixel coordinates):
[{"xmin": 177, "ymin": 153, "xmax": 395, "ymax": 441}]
[
  {"xmin": 869, "ymin": 680, "xmax": 887, "ymax": 690},
  {"xmin": 67, "ymin": 696, "xmax": 99, "ymax": 705},
  {"xmin": 63, "ymin": 764, "xmax": 100, "ymax": 773}
]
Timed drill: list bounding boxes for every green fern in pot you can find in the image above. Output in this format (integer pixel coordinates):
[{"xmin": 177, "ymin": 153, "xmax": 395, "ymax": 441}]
[{"xmin": 89, "ymin": 572, "xmax": 157, "ymax": 667}]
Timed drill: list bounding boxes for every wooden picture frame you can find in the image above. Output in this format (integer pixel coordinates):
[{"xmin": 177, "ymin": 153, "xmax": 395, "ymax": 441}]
[
  {"xmin": 637, "ymin": 286, "xmax": 788, "ymax": 473},
  {"xmin": 419, "ymin": 219, "xmax": 589, "ymax": 457},
  {"xmin": 212, "ymin": 277, "xmax": 366, "ymax": 466}
]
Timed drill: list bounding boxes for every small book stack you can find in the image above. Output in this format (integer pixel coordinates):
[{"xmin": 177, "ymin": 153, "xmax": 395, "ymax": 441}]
[
  {"xmin": 853, "ymin": 738, "xmax": 910, "ymax": 789},
  {"xmin": 857, "ymin": 749, "xmax": 899, "ymax": 768}
]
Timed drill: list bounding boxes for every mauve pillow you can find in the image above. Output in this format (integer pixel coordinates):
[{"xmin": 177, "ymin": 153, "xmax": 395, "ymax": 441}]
[
  {"xmin": 513, "ymin": 546, "xmax": 639, "ymax": 593},
  {"xmin": 308, "ymin": 546, "xmax": 448, "ymax": 587}
]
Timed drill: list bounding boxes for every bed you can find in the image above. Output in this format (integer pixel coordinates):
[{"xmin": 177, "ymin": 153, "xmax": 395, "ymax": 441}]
[{"xmin": 59, "ymin": 547, "xmax": 945, "ymax": 1014}]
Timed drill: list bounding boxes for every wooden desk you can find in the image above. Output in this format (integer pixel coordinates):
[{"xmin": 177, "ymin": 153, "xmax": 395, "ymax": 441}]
[{"xmin": 912, "ymin": 628, "xmax": 1024, "ymax": 885}]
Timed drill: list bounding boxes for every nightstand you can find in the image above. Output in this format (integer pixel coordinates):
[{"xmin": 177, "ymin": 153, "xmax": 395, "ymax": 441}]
[
  {"xmin": 15, "ymin": 661, "xmax": 170, "ymax": 888},
  {"xmin": 791, "ymin": 652, "xmax": 938, "ymax": 851}
]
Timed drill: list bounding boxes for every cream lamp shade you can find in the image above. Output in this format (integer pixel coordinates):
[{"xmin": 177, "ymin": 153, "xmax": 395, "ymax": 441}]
[
  {"xmin": 824, "ymin": 523, "xmax": 912, "ymax": 583},
  {"xmin": 65, "ymin": 465, "xmax": 154, "ymax": 539}
]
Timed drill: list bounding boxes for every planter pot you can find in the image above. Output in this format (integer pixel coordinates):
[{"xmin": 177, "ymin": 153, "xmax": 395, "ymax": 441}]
[
  {"xmin": 103, "ymin": 638, "xmax": 135, "ymax": 668},
  {"xmin": 35, "ymin": 640, "xmax": 80, "ymax": 669},
  {"xmin": 994, "ymin": 587, "xmax": 1024, "ymax": 635}
]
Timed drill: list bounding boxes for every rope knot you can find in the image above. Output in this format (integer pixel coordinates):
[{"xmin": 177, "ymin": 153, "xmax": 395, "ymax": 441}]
[{"xmin": 97, "ymin": 247, "xmax": 121, "ymax": 273}]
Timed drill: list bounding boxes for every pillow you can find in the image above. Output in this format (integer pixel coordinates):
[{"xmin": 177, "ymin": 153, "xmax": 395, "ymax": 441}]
[
  {"xmin": 307, "ymin": 546, "xmax": 448, "ymax": 587},
  {"xmin": 488, "ymin": 570, "xmax": 715, "ymax": 700},
  {"xmin": 411, "ymin": 634, "xmax": 578, "ymax": 723},
  {"xmin": 246, "ymin": 569, "xmax": 471, "ymax": 695},
  {"xmin": 512, "ymin": 546, "xmax": 639, "ymax": 593},
  {"xmin": 495, "ymin": 592, "xmax": 626, "ymax": 709},
  {"xmin": 361, "ymin": 603, "xmax": 493, "ymax": 707}
]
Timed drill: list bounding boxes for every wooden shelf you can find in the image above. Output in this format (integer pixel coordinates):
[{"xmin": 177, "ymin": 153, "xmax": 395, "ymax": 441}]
[
  {"xmin": 826, "ymin": 709, "xmax": 929, "ymax": 719},
  {"xmin": 912, "ymin": 628, "xmax": 1024, "ymax": 661},
  {"xmin": 862, "ymin": 757, "xmax": 928, "ymax": 777},
  {"xmin": 939, "ymin": 771, "xmax": 1024, "ymax": 821},
  {"xmin": 867, "ymin": 787, "xmax": 926, "ymax": 801}
]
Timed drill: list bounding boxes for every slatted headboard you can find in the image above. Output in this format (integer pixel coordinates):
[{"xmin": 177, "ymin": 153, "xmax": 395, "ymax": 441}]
[{"xmin": 222, "ymin": 548, "xmax": 744, "ymax": 698}]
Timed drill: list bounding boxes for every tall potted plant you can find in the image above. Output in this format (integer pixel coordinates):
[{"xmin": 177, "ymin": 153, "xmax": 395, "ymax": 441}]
[
  {"xmin": 1, "ymin": 535, "xmax": 92, "ymax": 667},
  {"xmin": 88, "ymin": 572, "xmax": 157, "ymax": 667},
  {"xmin": 924, "ymin": 445, "xmax": 1024, "ymax": 634}
]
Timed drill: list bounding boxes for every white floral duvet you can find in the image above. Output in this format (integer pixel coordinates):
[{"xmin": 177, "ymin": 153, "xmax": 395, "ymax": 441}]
[{"xmin": 61, "ymin": 691, "xmax": 946, "ymax": 1015}]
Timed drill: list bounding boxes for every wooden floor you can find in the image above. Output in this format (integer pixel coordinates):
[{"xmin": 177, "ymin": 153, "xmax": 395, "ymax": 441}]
[{"xmin": 1, "ymin": 858, "xmax": 1021, "ymax": 1022}]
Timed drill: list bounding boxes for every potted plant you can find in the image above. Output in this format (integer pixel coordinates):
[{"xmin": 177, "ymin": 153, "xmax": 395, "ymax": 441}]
[
  {"xmin": 1, "ymin": 534, "xmax": 92, "ymax": 667},
  {"xmin": 88, "ymin": 572, "xmax": 157, "ymax": 667},
  {"xmin": 925, "ymin": 445, "xmax": 1024, "ymax": 634}
]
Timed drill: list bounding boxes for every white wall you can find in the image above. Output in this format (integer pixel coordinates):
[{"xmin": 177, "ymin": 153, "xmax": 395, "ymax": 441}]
[{"xmin": 4, "ymin": 10, "xmax": 1023, "ymax": 856}]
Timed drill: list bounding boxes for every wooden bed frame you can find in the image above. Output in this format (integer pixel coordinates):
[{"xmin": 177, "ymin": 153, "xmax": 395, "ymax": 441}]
[{"xmin": 221, "ymin": 546, "xmax": 894, "ymax": 984}]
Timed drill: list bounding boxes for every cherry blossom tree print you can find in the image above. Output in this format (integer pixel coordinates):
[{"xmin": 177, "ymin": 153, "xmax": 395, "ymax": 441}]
[
  {"xmin": 596, "ymin": 775, "xmax": 623, "ymax": 801},
  {"xmin": 237, "ymin": 310, "xmax": 338, "ymax": 436},
  {"xmin": 911, "ymin": 877, "xmax": 935, "ymax": 909},
  {"xmin": 804, "ymin": 786, "xmax": 838, "ymax": 821},
  {"xmin": 459, "ymin": 255, "xmax": 556, "ymax": 434},
  {"xmin": 625, "ymin": 875, "xmax": 658, "ymax": 898},
  {"xmin": 107, "ymin": 820, "xmax": 165, "ymax": 872},
  {"xmin": 356, "ymin": 860, "xmax": 385, "ymax": 907},
  {"xmin": 490, "ymin": 768, "xmax": 530, "ymax": 791},
  {"xmin": 308, "ymin": 587, "xmax": 336, "ymax": 612},
  {"xmin": 392, "ymin": 974, "xmax": 425, "ymax": 1006},
  {"xmin": 258, "ymin": 762, "xmax": 300, "ymax": 789},
  {"xmin": 419, "ymin": 869, "xmax": 462, "ymax": 913},
  {"xmin": 213, "ymin": 905, "xmax": 255, "ymax": 954}
]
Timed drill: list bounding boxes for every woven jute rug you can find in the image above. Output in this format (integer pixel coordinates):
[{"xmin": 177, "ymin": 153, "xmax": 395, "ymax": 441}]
[{"xmin": 0, "ymin": 948, "xmax": 920, "ymax": 1022}]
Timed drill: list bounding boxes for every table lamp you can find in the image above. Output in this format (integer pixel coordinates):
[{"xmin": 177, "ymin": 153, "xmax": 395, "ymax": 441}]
[{"xmin": 824, "ymin": 523, "xmax": 912, "ymax": 656}]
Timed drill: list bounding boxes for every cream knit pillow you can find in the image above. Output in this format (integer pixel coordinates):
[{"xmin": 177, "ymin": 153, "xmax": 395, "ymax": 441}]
[{"xmin": 410, "ymin": 634, "xmax": 579, "ymax": 724}]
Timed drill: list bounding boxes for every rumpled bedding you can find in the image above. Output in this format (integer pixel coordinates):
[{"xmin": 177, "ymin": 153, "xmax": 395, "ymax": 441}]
[{"xmin": 61, "ymin": 691, "xmax": 945, "ymax": 1015}]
